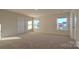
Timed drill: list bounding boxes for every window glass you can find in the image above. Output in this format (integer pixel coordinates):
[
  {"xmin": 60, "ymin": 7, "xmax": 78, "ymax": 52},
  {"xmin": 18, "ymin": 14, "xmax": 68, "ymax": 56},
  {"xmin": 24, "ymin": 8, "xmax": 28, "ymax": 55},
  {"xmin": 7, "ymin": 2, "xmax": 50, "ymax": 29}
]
[
  {"xmin": 57, "ymin": 18, "xmax": 68, "ymax": 30},
  {"xmin": 28, "ymin": 21, "xmax": 32, "ymax": 30}
]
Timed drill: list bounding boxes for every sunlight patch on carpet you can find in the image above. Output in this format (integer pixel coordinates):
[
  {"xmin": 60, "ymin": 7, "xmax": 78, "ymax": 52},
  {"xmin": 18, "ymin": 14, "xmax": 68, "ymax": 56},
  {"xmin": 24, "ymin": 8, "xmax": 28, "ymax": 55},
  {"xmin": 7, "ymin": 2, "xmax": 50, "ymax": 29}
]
[{"xmin": 1, "ymin": 36, "xmax": 21, "ymax": 40}]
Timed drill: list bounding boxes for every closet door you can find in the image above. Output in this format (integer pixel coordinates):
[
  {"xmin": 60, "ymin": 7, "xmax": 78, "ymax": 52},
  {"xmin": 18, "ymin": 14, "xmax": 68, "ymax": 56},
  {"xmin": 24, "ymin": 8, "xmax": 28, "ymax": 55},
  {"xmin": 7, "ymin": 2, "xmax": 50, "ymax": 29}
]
[
  {"xmin": 0, "ymin": 24, "xmax": 1, "ymax": 39},
  {"xmin": 70, "ymin": 12, "xmax": 77, "ymax": 40},
  {"xmin": 73, "ymin": 12, "xmax": 77, "ymax": 40},
  {"xmin": 24, "ymin": 19, "xmax": 28, "ymax": 32},
  {"xmin": 76, "ymin": 12, "xmax": 79, "ymax": 47},
  {"xmin": 70, "ymin": 12, "xmax": 74, "ymax": 39},
  {"xmin": 17, "ymin": 16, "xmax": 25, "ymax": 33}
]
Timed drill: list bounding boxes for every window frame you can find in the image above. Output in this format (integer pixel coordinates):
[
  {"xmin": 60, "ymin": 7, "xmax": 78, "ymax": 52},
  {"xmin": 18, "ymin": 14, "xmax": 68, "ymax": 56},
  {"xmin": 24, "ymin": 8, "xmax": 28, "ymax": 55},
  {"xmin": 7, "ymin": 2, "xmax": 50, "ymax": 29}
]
[
  {"xmin": 57, "ymin": 17, "xmax": 68, "ymax": 30},
  {"xmin": 28, "ymin": 20, "xmax": 33, "ymax": 30}
]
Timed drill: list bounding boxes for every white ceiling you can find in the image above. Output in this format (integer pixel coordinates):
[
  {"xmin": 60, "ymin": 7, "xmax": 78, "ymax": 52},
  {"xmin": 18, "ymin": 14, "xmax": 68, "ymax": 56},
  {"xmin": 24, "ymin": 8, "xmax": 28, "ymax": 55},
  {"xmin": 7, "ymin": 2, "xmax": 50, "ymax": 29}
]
[{"xmin": 6, "ymin": 9, "xmax": 72, "ymax": 17}]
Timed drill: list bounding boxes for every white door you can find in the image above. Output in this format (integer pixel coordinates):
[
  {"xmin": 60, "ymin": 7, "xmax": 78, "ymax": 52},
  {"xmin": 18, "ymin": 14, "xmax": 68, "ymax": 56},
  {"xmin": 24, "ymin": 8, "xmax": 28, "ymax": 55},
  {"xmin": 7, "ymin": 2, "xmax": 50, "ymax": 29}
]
[
  {"xmin": 24, "ymin": 20, "xmax": 28, "ymax": 32},
  {"xmin": 76, "ymin": 12, "xmax": 79, "ymax": 47},
  {"xmin": 70, "ymin": 11, "xmax": 74, "ymax": 39},
  {"xmin": 0, "ymin": 24, "xmax": 1, "ymax": 39},
  {"xmin": 70, "ymin": 12, "xmax": 77, "ymax": 40},
  {"xmin": 73, "ymin": 12, "xmax": 77, "ymax": 40},
  {"xmin": 17, "ymin": 17, "xmax": 25, "ymax": 33}
]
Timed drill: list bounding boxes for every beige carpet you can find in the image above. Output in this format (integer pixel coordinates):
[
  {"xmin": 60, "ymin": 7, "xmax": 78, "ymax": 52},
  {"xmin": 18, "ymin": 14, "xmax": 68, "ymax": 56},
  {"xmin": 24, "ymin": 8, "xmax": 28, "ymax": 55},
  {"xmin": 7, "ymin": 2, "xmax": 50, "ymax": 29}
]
[{"xmin": 0, "ymin": 32, "xmax": 76, "ymax": 49}]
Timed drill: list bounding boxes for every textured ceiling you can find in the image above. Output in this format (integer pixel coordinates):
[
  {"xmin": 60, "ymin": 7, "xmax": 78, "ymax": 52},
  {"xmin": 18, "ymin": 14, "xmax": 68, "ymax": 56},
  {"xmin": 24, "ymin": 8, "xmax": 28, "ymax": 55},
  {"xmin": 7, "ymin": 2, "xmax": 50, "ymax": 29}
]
[{"xmin": 6, "ymin": 9, "xmax": 72, "ymax": 17}]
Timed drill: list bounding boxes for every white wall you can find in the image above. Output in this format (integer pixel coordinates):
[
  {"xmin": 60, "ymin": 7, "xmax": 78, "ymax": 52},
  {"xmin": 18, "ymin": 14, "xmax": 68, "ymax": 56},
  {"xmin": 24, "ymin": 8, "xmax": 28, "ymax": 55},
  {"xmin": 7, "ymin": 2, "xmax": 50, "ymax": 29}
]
[
  {"xmin": 39, "ymin": 13, "xmax": 70, "ymax": 36},
  {"xmin": 0, "ymin": 10, "xmax": 17, "ymax": 37},
  {"xmin": 0, "ymin": 10, "xmax": 33, "ymax": 37}
]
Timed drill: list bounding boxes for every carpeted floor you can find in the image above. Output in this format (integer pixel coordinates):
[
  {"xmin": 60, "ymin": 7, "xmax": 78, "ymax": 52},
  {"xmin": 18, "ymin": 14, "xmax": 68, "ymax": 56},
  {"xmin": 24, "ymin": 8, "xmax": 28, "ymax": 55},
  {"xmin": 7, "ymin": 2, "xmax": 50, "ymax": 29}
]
[{"xmin": 0, "ymin": 32, "xmax": 77, "ymax": 49}]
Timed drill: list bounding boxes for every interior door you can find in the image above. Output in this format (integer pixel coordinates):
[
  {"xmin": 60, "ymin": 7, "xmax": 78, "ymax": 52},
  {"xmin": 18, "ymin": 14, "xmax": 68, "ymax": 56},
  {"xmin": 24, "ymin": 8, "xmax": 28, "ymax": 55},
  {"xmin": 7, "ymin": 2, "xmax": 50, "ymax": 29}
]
[
  {"xmin": 70, "ymin": 11, "xmax": 74, "ymax": 39},
  {"xmin": 17, "ymin": 17, "xmax": 25, "ymax": 33},
  {"xmin": 0, "ymin": 24, "xmax": 1, "ymax": 39},
  {"xmin": 74, "ymin": 12, "xmax": 77, "ymax": 40},
  {"xmin": 24, "ymin": 19, "xmax": 28, "ymax": 32},
  {"xmin": 76, "ymin": 12, "xmax": 79, "ymax": 47},
  {"xmin": 70, "ymin": 12, "xmax": 77, "ymax": 40}
]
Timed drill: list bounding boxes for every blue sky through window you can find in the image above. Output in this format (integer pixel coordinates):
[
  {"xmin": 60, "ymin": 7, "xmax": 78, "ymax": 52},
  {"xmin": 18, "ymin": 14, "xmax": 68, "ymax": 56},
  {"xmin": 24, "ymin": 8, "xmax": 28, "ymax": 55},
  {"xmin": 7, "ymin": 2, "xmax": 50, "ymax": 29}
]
[
  {"xmin": 57, "ymin": 18, "xmax": 67, "ymax": 23},
  {"xmin": 57, "ymin": 18, "xmax": 67, "ymax": 30}
]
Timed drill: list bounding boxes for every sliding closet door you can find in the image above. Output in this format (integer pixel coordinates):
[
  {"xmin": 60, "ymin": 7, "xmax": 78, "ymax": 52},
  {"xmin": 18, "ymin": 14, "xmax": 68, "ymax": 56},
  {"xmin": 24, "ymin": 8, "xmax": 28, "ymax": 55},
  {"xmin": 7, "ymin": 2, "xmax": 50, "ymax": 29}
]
[
  {"xmin": 0, "ymin": 24, "xmax": 1, "ymax": 39},
  {"xmin": 73, "ymin": 12, "xmax": 77, "ymax": 40},
  {"xmin": 70, "ymin": 11, "xmax": 75, "ymax": 39},
  {"xmin": 70, "ymin": 11, "xmax": 77, "ymax": 40},
  {"xmin": 76, "ymin": 12, "xmax": 79, "ymax": 47}
]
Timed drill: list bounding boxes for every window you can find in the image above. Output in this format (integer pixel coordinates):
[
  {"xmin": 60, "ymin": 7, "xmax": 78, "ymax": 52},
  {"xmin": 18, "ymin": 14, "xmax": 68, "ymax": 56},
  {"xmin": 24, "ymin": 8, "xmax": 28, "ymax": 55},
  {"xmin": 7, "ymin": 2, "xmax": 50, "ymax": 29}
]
[
  {"xmin": 57, "ymin": 17, "xmax": 67, "ymax": 30},
  {"xmin": 33, "ymin": 20, "xmax": 39, "ymax": 29},
  {"xmin": 28, "ymin": 20, "xmax": 32, "ymax": 30}
]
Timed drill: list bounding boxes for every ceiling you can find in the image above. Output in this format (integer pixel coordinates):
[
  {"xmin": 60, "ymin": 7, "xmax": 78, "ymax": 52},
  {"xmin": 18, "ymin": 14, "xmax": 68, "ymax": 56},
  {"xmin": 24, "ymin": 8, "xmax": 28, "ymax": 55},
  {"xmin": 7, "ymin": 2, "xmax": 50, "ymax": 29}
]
[{"xmin": 6, "ymin": 9, "xmax": 72, "ymax": 17}]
